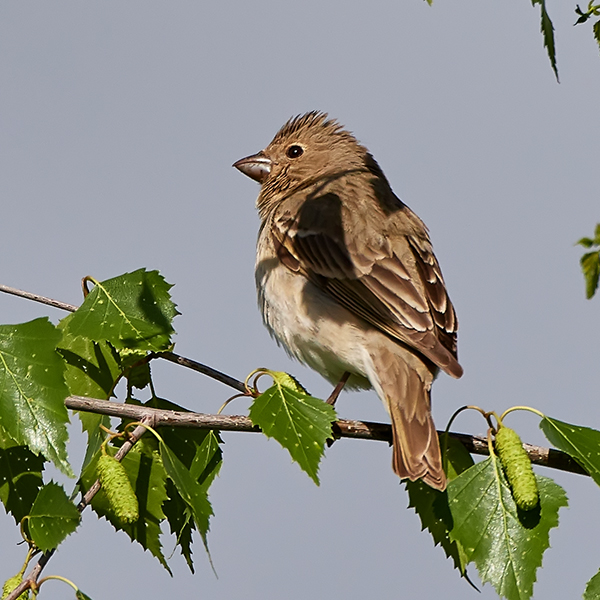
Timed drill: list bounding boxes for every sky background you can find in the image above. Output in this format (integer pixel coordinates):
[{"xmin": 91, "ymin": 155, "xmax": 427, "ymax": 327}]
[{"xmin": 1, "ymin": 1, "xmax": 599, "ymax": 598}]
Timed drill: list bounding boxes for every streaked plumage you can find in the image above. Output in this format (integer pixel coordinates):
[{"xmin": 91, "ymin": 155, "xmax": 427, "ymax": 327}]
[{"xmin": 234, "ymin": 112, "xmax": 462, "ymax": 490}]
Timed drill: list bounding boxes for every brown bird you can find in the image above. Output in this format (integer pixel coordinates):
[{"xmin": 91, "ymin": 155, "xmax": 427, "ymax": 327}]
[{"xmin": 234, "ymin": 112, "xmax": 462, "ymax": 490}]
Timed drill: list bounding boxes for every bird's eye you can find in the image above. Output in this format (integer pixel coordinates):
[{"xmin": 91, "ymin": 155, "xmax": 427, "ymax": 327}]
[{"xmin": 286, "ymin": 145, "xmax": 304, "ymax": 159}]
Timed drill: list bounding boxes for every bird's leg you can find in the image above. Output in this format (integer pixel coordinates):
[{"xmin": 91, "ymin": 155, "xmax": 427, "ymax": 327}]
[{"xmin": 326, "ymin": 371, "xmax": 351, "ymax": 406}]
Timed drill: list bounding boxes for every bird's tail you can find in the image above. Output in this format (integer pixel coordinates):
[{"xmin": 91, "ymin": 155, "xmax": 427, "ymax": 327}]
[{"xmin": 368, "ymin": 347, "xmax": 446, "ymax": 491}]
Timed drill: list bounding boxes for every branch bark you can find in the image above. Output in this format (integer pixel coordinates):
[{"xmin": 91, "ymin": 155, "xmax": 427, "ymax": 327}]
[
  {"xmin": 0, "ymin": 284, "xmax": 78, "ymax": 312},
  {"xmin": 65, "ymin": 395, "xmax": 588, "ymax": 476},
  {"xmin": 0, "ymin": 281, "xmax": 591, "ymax": 479},
  {"xmin": 2, "ymin": 281, "xmax": 585, "ymax": 477}
]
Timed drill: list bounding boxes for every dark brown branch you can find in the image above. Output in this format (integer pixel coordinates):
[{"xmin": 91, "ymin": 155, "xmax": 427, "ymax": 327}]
[
  {"xmin": 154, "ymin": 351, "xmax": 248, "ymax": 394},
  {"xmin": 65, "ymin": 396, "xmax": 588, "ymax": 477}
]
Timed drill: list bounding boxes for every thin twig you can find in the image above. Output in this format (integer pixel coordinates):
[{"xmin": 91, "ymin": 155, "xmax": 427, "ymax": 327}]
[
  {"xmin": 0, "ymin": 284, "xmax": 78, "ymax": 313},
  {"xmin": 65, "ymin": 396, "xmax": 588, "ymax": 477},
  {"xmin": 0, "ymin": 284, "xmax": 251, "ymax": 393},
  {"xmin": 154, "ymin": 351, "xmax": 248, "ymax": 394}
]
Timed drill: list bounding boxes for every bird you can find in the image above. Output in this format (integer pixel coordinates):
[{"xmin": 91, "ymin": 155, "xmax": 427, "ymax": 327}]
[{"xmin": 233, "ymin": 111, "xmax": 462, "ymax": 490}]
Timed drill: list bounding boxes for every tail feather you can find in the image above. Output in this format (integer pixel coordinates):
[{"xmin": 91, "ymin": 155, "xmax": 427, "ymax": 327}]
[{"xmin": 368, "ymin": 347, "xmax": 446, "ymax": 491}]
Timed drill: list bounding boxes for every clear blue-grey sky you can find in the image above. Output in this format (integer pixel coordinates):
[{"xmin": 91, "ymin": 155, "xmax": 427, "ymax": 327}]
[{"xmin": 1, "ymin": 1, "xmax": 599, "ymax": 598}]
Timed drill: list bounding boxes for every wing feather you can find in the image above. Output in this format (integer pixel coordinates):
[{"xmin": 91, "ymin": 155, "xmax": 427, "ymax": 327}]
[{"xmin": 271, "ymin": 197, "xmax": 463, "ymax": 378}]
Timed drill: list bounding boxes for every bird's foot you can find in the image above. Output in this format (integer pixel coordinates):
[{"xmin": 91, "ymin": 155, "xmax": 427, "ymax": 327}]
[{"xmin": 326, "ymin": 371, "xmax": 351, "ymax": 406}]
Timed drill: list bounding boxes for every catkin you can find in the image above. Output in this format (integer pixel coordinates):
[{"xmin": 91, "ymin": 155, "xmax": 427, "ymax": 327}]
[
  {"xmin": 495, "ymin": 426, "xmax": 539, "ymax": 511},
  {"xmin": 2, "ymin": 575, "xmax": 29, "ymax": 600},
  {"xmin": 97, "ymin": 454, "xmax": 139, "ymax": 524}
]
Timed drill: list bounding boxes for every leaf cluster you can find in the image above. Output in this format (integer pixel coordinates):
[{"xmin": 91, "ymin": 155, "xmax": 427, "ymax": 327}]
[
  {"xmin": 575, "ymin": 1, "xmax": 600, "ymax": 56},
  {"xmin": 0, "ymin": 269, "xmax": 340, "ymax": 598},
  {"xmin": 0, "ymin": 269, "xmax": 224, "ymax": 586},
  {"xmin": 408, "ymin": 414, "xmax": 600, "ymax": 599},
  {"xmin": 577, "ymin": 224, "xmax": 600, "ymax": 299},
  {"xmin": 2, "ymin": 269, "xmax": 600, "ymax": 600}
]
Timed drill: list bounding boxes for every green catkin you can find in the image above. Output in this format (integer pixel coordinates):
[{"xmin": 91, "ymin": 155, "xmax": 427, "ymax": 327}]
[
  {"xmin": 2, "ymin": 575, "xmax": 29, "ymax": 600},
  {"xmin": 97, "ymin": 454, "xmax": 139, "ymax": 524},
  {"xmin": 495, "ymin": 426, "xmax": 540, "ymax": 511}
]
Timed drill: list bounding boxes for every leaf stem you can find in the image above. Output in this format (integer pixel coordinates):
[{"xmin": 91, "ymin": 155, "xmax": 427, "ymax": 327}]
[
  {"xmin": 37, "ymin": 575, "xmax": 79, "ymax": 593},
  {"xmin": 500, "ymin": 406, "xmax": 545, "ymax": 422}
]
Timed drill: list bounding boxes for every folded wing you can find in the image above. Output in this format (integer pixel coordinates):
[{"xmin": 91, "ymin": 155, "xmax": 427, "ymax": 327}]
[{"xmin": 271, "ymin": 197, "xmax": 463, "ymax": 379}]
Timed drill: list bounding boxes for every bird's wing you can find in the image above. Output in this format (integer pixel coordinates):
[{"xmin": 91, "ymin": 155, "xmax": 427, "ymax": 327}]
[{"xmin": 271, "ymin": 198, "xmax": 463, "ymax": 378}]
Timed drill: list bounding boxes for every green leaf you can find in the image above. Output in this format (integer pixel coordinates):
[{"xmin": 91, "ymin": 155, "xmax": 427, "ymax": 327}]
[
  {"xmin": 248, "ymin": 370, "xmax": 337, "ymax": 485},
  {"xmin": 0, "ymin": 446, "xmax": 45, "ymax": 523},
  {"xmin": 149, "ymin": 399, "xmax": 223, "ymax": 481},
  {"xmin": 407, "ymin": 437, "xmax": 474, "ymax": 575},
  {"xmin": 117, "ymin": 348, "xmax": 152, "ymax": 390},
  {"xmin": 580, "ymin": 251, "xmax": 600, "ymax": 299},
  {"xmin": 594, "ymin": 21, "xmax": 600, "ymax": 53},
  {"xmin": 61, "ymin": 269, "xmax": 178, "ymax": 352},
  {"xmin": 78, "ymin": 411, "xmax": 111, "ymax": 472},
  {"xmin": 75, "ymin": 591, "xmax": 93, "ymax": 600},
  {"xmin": 143, "ymin": 397, "xmax": 222, "ymax": 476},
  {"xmin": 189, "ymin": 431, "xmax": 222, "ymax": 487},
  {"xmin": 134, "ymin": 397, "xmax": 223, "ymax": 490},
  {"xmin": 162, "ymin": 441, "xmax": 219, "ymax": 571},
  {"xmin": 80, "ymin": 446, "xmax": 170, "ymax": 571},
  {"xmin": 577, "ymin": 224, "xmax": 600, "ymax": 247},
  {"xmin": 578, "ymin": 237, "xmax": 595, "ymax": 248},
  {"xmin": 448, "ymin": 457, "xmax": 568, "ymax": 600},
  {"xmin": 0, "ymin": 319, "xmax": 72, "ymax": 476},
  {"xmin": 584, "ymin": 569, "xmax": 600, "ymax": 600},
  {"xmin": 159, "ymin": 440, "xmax": 213, "ymax": 544},
  {"xmin": 56, "ymin": 332, "xmax": 120, "ymax": 467},
  {"xmin": 575, "ymin": 7, "xmax": 591, "ymax": 26},
  {"xmin": 57, "ymin": 332, "xmax": 121, "ymax": 398},
  {"xmin": 407, "ymin": 481, "xmax": 469, "ymax": 574},
  {"xmin": 163, "ymin": 479, "xmax": 196, "ymax": 572},
  {"xmin": 0, "ymin": 420, "xmax": 18, "ymax": 449},
  {"xmin": 576, "ymin": 225, "xmax": 600, "ymax": 298},
  {"xmin": 540, "ymin": 417, "xmax": 600, "ymax": 486},
  {"xmin": 118, "ymin": 396, "xmax": 222, "ymax": 568},
  {"xmin": 142, "ymin": 398, "xmax": 222, "ymax": 571},
  {"xmin": 28, "ymin": 482, "xmax": 81, "ymax": 551},
  {"xmin": 443, "ymin": 435, "xmax": 475, "ymax": 481},
  {"xmin": 159, "ymin": 437, "xmax": 218, "ymax": 571},
  {"xmin": 532, "ymin": 0, "xmax": 558, "ymax": 80}
]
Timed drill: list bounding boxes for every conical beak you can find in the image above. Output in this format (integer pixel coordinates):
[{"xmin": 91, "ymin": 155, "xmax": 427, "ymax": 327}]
[{"xmin": 233, "ymin": 151, "xmax": 272, "ymax": 184}]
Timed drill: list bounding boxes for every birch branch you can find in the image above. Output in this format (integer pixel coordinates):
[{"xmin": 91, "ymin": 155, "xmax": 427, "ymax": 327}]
[{"xmin": 65, "ymin": 395, "xmax": 587, "ymax": 476}]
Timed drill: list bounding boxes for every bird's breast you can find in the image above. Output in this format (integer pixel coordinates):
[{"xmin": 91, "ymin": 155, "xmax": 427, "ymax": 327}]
[{"xmin": 255, "ymin": 241, "xmax": 371, "ymax": 391}]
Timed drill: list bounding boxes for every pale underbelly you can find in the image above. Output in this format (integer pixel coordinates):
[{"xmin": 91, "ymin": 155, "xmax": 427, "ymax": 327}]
[{"xmin": 256, "ymin": 261, "xmax": 372, "ymax": 391}]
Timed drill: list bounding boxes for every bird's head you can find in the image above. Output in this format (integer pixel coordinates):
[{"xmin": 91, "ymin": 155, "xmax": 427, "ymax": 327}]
[{"xmin": 233, "ymin": 112, "xmax": 379, "ymax": 216}]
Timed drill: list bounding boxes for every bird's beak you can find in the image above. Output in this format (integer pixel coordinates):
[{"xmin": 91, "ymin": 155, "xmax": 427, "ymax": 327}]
[{"xmin": 233, "ymin": 151, "xmax": 272, "ymax": 184}]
